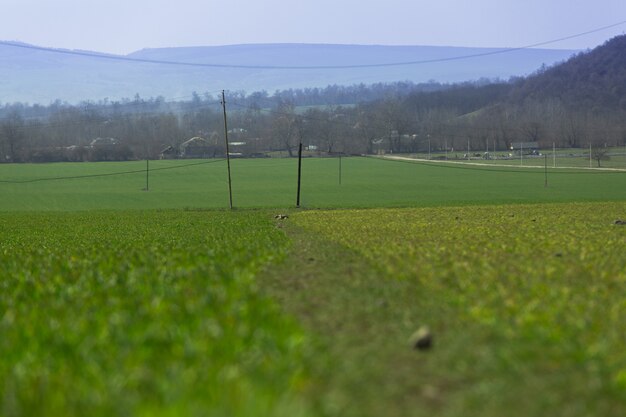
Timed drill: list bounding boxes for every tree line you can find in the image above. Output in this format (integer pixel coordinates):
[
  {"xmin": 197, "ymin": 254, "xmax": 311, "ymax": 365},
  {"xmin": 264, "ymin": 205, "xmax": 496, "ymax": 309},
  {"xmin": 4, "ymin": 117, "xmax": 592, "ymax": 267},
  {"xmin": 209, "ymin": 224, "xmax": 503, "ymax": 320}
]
[{"xmin": 1, "ymin": 69, "xmax": 625, "ymax": 163}]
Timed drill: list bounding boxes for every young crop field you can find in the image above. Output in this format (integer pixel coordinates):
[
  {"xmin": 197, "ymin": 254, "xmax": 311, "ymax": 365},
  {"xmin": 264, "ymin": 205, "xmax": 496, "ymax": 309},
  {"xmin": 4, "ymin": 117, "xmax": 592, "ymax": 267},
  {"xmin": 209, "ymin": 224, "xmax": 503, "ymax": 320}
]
[
  {"xmin": 269, "ymin": 201, "xmax": 626, "ymax": 417},
  {"xmin": 0, "ymin": 156, "xmax": 625, "ymax": 211},
  {"xmin": 1, "ymin": 157, "xmax": 625, "ymax": 416},
  {"xmin": 0, "ymin": 211, "xmax": 317, "ymax": 417}
]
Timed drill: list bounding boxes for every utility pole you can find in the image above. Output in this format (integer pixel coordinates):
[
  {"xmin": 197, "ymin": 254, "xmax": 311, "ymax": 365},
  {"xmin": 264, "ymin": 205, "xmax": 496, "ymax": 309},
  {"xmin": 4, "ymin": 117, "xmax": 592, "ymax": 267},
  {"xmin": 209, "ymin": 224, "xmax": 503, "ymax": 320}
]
[
  {"xmin": 146, "ymin": 159, "xmax": 149, "ymax": 191},
  {"xmin": 339, "ymin": 154, "xmax": 342, "ymax": 185},
  {"xmin": 296, "ymin": 143, "xmax": 303, "ymax": 207},
  {"xmin": 221, "ymin": 90, "xmax": 233, "ymax": 209},
  {"xmin": 543, "ymin": 154, "xmax": 548, "ymax": 187}
]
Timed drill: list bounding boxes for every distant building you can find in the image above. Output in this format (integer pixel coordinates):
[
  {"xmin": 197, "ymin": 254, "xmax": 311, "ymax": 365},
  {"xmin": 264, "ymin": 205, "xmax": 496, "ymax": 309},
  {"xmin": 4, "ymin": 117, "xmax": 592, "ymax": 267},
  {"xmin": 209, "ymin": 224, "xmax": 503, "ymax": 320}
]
[
  {"xmin": 180, "ymin": 137, "xmax": 216, "ymax": 158},
  {"xmin": 510, "ymin": 142, "xmax": 539, "ymax": 153},
  {"xmin": 228, "ymin": 141, "xmax": 249, "ymax": 158},
  {"xmin": 372, "ymin": 138, "xmax": 386, "ymax": 155},
  {"xmin": 244, "ymin": 138, "xmax": 267, "ymax": 157},
  {"xmin": 90, "ymin": 137, "xmax": 120, "ymax": 147},
  {"xmin": 89, "ymin": 137, "xmax": 130, "ymax": 161},
  {"xmin": 159, "ymin": 145, "xmax": 177, "ymax": 159}
]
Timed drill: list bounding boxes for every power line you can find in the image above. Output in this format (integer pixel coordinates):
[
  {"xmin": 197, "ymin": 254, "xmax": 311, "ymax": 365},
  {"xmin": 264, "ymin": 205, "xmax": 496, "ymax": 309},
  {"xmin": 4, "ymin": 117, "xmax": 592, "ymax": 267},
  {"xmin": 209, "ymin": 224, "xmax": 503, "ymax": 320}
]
[
  {"xmin": 0, "ymin": 154, "xmax": 622, "ymax": 187},
  {"xmin": 1, "ymin": 20, "xmax": 625, "ymax": 70},
  {"xmin": 0, "ymin": 158, "xmax": 225, "ymax": 184}
]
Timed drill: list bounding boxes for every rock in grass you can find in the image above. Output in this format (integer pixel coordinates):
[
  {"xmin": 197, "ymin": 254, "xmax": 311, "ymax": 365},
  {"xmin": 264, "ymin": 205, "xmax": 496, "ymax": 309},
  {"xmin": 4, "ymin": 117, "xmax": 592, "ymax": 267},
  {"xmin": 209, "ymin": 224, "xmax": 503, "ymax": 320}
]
[{"xmin": 409, "ymin": 326, "xmax": 433, "ymax": 351}]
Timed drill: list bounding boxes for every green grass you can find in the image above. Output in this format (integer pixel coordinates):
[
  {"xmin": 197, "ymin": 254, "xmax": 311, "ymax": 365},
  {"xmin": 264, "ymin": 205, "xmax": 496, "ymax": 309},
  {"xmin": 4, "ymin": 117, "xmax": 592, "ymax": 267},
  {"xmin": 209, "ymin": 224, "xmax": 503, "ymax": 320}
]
[
  {"xmin": 0, "ymin": 157, "xmax": 625, "ymax": 211},
  {"xmin": 1, "ymin": 157, "xmax": 626, "ymax": 416},
  {"xmin": 403, "ymin": 148, "xmax": 626, "ymax": 169},
  {"xmin": 0, "ymin": 210, "xmax": 317, "ymax": 417},
  {"xmin": 267, "ymin": 201, "xmax": 626, "ymax": 417}
]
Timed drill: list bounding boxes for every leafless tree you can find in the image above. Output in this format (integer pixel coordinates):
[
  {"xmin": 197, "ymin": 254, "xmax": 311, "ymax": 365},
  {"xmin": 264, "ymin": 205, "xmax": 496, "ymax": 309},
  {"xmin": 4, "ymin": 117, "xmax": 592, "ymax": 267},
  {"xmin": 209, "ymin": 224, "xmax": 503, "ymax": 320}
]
[
  {"xmin": 1, "ymin": 111, "xmax": 25, "ymax": 162},
  {"xmin": 270, "ymin": 102, "xmax": 301, "ymax": 157}
]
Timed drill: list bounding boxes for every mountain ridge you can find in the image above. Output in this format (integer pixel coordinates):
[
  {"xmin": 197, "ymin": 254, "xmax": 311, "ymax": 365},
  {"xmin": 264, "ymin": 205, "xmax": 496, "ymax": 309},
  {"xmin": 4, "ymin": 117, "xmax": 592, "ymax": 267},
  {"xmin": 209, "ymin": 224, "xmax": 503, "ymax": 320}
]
[
  {"xmin": 508, "ymin": 35, "xmax": 626, "ymax": 111},
  {"xmin": 0, "ymin": 41, "xmax": 579, "ymax": 104}
]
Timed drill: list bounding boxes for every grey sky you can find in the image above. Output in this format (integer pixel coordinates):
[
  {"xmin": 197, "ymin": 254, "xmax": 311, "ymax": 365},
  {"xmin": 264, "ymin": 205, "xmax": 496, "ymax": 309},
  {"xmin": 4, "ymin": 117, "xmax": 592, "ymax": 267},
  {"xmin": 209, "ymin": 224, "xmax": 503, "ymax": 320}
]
[{"xmin": 2, "ymin": 0, "xmax": 626, "ymax": 55}]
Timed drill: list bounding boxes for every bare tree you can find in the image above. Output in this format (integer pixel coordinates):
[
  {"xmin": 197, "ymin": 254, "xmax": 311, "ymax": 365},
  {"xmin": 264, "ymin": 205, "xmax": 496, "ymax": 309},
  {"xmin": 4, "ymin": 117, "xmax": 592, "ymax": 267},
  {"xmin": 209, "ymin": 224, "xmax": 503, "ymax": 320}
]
[
  {"xmin": 1, "ymin": 111, "xmax": 25, "ymax": 162},
  {"xmin": 270, "ymin": 102, "xmax": 300, "ymax": 157},
  {"xmin": 591, "ymin": 144, "xmax": 610, "ymax": 167},
  {"xmin": 352, "ymin": 107, "xmax": 386, "ymax": 154},
  {"xmin": 559, "ymin": 111, "xmax": 589, "ymax": 148},
  {"xmin": 378, "ymin": 98, "xmax": 412, "ymax": 153}
]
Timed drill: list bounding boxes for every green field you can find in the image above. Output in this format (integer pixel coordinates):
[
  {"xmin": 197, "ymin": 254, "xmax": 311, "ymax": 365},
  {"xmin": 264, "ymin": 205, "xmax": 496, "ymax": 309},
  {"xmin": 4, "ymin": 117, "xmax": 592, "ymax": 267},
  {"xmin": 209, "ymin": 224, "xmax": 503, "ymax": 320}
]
[
  {"xmin": 0, "ymin": 157, "xmax": 625, "ymax": 211},
  {"xmin": 0, "ymin": 211, "xmax": 320, "ymax": 417},
  {"xmin": 1, "ymin": 158, "xmax": 625, "ymax": 416},
  {"xmin": 403, "ymin": 147, "xmax": 626, "ymax": 170}
]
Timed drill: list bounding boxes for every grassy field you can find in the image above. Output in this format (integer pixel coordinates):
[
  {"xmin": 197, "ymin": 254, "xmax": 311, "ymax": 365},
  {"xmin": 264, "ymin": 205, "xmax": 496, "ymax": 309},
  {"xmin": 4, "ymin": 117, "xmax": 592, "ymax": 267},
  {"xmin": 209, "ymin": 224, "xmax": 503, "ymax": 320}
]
[
  {"xmin": 0, "ymin": 157, "xmax": 625, "ymax": 210},
  {"xmin": 0, "ymin": 211, "xmax": 317, "ymax": 417},
  {"xmin": 284, "ymin": 203, "xmax": 626, "ymax": 416},
  {"xmin": 281, "ymin": 201, "xmax": 626, "ymax": 416},
  {"xmin": 404, "ymin": 147, "xmax": 626, "ymax": 169},
  {"xmin": 1, "ymin": 158, "xmax": 625, "ymax": 416}
]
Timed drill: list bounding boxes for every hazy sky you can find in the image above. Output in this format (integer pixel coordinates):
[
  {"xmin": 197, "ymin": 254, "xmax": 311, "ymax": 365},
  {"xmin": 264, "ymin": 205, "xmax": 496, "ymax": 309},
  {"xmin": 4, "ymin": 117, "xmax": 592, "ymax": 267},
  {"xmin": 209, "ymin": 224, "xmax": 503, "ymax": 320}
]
[{"xmin": 2, "ymin": 0, "xmax": 626, "ymax": 54}]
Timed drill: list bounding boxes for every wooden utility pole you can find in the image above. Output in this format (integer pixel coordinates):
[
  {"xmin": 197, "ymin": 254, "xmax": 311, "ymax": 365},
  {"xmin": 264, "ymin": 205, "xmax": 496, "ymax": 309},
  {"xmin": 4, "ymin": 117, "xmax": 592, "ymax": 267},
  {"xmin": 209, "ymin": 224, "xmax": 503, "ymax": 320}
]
[
  {"xmin": 339, "ymin": 154, "xmax": 342, "ymax": 185},
  {"xmin": 146, "ymin": 159, "xmax": 149, "ymax": 191},
  {"xmin": 543, "ymin": 154, "xmax": 548, "ymax": 187},
  {"xmin": 296, "ymin": 143, "xmax": 303, "ymax": 207},
  {"xmin": 221, "ymin": 90, "xmax": 233, "ymax": 209}
]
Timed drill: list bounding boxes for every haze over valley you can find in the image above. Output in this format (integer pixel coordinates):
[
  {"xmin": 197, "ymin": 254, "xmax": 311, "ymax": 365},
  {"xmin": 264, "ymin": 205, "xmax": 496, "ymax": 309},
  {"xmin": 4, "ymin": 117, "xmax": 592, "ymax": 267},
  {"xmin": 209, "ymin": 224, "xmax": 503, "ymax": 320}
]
[{"xmin": 0, "ymin": 41, "xmax": 579, "ymax": 104}]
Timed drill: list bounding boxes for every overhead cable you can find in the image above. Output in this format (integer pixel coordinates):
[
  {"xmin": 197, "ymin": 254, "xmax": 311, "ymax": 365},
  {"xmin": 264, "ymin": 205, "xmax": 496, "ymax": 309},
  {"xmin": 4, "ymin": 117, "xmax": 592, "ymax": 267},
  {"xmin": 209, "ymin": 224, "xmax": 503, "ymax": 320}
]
[{"xmin": 0, "ymin": 20, "xmax": 624, "ymax": 70}]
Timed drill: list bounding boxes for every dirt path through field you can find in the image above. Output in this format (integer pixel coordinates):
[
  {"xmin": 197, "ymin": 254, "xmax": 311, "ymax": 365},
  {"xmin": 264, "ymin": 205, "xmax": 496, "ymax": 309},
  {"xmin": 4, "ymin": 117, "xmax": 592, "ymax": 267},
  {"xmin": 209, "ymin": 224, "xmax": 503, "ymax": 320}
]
[{"xmin": 258, "ymin": 217, "xmax": 463, "ymax": 417}]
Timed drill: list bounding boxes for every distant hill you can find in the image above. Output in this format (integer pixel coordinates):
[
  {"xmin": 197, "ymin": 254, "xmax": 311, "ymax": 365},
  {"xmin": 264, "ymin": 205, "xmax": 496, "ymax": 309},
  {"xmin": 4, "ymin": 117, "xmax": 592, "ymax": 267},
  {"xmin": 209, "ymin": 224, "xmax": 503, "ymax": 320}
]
[
  {"xmin": 0, "ymin": 42, "xmax": 578, "ymax": 104},
  {"xmin": 508, "ymin": 35, "xmax": 626, "ymax": 111}
]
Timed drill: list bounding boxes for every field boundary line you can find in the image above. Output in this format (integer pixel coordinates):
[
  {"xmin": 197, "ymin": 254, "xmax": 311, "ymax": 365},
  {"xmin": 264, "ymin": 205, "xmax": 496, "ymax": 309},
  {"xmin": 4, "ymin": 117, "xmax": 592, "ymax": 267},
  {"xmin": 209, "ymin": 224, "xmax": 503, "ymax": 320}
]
[{"xmin": 376, "ymin": 155, "xmax": 626, "ymax": 172}]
